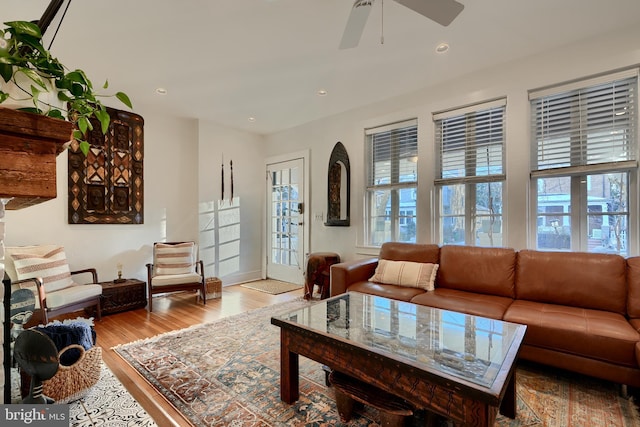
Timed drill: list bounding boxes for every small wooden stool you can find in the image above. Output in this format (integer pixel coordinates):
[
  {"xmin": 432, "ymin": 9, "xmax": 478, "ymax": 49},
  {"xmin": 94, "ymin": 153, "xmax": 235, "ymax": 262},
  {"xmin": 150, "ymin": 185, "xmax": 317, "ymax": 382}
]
[
  {"xmin": 304, "ymin": 252, "xmax": 340, "ymax": 300},
  {"xmin": 329, "ymin": 370, "xmax": 413, "ymax": 427}
]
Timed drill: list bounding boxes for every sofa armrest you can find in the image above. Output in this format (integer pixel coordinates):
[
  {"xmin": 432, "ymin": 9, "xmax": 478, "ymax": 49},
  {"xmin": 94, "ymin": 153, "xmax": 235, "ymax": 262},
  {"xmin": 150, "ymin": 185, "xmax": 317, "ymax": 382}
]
[
  {"xmin": 71, "ymin": 268, "xmax": 98, "ymax": 284},
  {"xmin": 330, "ymin": 257, "xmax": 378, "ymax": 296}
]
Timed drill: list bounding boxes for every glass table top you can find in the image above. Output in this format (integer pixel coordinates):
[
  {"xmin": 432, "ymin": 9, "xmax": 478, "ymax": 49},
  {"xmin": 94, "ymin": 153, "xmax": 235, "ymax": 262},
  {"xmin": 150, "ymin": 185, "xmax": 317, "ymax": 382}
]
[{"xmin": 272, "ymin": 292, "xmax": 526, "ymax": 389}]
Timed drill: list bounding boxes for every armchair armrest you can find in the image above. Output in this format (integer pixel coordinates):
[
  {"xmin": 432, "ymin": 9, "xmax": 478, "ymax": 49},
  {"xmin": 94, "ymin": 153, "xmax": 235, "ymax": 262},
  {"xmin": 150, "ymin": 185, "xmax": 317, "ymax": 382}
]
[
  {"xmin": 71, "ymin": 268, "xmax": 98, "ymax": 284},
  {"xmin": 196, "ymin": 260, "xmax": 205, "ymax": 279},
  {"xmin": 330, "ymin": 257, "xmax": 379, "ymax": 297}
]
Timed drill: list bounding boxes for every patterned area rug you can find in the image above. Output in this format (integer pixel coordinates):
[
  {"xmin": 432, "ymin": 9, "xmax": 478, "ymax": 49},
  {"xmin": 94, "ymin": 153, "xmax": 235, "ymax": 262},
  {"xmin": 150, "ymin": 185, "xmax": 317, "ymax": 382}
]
[
  {"xmin": 240, "ymin": 279, "xmax": 302, "ymax": 295},
  {"xmin": 114, "ymin": 298, "xmax": 640, "ymax": 426},
  {"xmin": 12, "ymin": 363, "xmax": 156, "ymax": 426}
]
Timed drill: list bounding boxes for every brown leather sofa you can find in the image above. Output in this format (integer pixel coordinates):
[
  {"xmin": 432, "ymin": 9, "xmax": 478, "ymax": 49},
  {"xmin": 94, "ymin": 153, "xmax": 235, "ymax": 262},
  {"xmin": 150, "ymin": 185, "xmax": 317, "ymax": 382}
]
[{"xmin": 330, "ymin": 242, "xmax": 640, "ymax": 388}]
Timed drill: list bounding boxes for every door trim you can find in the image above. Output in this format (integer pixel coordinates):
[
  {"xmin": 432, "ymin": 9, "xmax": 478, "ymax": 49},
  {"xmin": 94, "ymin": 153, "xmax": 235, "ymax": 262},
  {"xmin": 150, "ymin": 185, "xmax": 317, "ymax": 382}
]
[{"xmin": 263, "ymin": 149, "xmax": 310, "ymax": 282}]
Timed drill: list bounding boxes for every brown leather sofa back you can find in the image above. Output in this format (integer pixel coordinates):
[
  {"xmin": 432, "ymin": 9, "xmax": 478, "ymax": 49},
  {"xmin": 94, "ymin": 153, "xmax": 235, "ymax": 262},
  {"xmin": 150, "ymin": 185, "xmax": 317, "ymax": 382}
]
[
  {"xmin": 379, "ymin": 242, "xmax": 440, "ymax": 264},
  {"xmin": 627, "ymin": 257, "xmax": 640, "ymax": 318},
  {"xmin": 437, "ymin": 245, "xmax": 516, "ymax": 298},
  {"xmin": 516, "ymin": 249, "xmax": 627, "ymax": 315}
]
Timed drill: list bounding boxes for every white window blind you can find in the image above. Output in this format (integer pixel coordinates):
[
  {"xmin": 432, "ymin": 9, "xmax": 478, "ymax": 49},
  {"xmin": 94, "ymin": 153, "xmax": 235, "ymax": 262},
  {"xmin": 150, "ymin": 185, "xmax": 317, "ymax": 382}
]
[
  {"xmin": 366, "ymin": 119, "xmax": 418, "ymax": 188},
  {"xmin": 530, "ymin": 70, "xmax": 638, "ymax": 174},
  {"xmin": 434, "ymin": 99, "xmax": 506, "ymax": 185}
]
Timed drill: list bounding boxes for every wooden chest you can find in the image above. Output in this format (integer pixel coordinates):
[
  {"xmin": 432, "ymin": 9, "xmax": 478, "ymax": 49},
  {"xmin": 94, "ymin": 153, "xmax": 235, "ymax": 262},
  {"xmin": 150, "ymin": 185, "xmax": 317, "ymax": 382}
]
[{"xmin": 99, "ymin": 278, "xmax": 147, "ymax": 314}]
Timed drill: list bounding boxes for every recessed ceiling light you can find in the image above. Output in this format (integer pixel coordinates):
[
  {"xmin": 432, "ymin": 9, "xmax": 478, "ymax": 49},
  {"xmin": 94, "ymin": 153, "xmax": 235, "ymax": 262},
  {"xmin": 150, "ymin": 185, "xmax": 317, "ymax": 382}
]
[
  {"xmin": 317, "ymin": 89, "xmax": 328, "ymax": 96},
  {"xmin": 248, "ymin": 117, "xmax": 256, "ymax": 122},
  {"xmin": 436, "ymin": 43, "xmax": 449, "ymax": 54},
  {"xmin": 155, "ymin": 87, "xmax": 167, "ymax": 95}
]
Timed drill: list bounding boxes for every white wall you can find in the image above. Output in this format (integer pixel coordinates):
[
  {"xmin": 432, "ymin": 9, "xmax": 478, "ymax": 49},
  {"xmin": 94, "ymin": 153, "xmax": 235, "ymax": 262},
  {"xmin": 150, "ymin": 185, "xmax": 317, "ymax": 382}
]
[
  {"xmin": 197, "ymin": 121, "xmax": 265, "ymax": 285},
  {"xmin": 263, "ymin": 24, "xmax": 640, "ymax": 262},
  {"xmin": 4, "ymin": 109, "xmax": 200, "ymax": 283}
]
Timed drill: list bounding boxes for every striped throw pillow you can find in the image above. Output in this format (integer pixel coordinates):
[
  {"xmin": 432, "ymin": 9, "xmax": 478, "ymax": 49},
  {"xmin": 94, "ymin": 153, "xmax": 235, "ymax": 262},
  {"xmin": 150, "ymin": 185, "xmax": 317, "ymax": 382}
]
[
  {"xmin": 11, "ymin": 246, "xmax": 74, "ymax": 293},
  {"xmin": 155, "ymin": 242, "xmax": 196, "ymax": 275},
  {"xmin": 370, "ymin": 259, "xmax": 439, "ymax": 291}
]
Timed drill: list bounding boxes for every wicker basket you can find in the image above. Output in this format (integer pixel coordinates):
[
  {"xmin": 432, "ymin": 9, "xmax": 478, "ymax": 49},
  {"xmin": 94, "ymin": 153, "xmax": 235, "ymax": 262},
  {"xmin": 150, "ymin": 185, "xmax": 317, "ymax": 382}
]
[
  {"xmin": 43, "ymin": 344, "xmax": 102, "ymax": 403},
  {"xmin": 203, "ymin": 277, "xmax": 222, "ymax": 299}
]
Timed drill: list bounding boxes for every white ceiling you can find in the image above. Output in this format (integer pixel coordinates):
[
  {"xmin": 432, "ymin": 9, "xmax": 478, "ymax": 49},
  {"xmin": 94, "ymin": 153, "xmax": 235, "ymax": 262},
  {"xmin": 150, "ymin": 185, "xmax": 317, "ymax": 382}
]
[{"xmin": 5, "ymin": 0, "xmax": 640, "ymax": 135}]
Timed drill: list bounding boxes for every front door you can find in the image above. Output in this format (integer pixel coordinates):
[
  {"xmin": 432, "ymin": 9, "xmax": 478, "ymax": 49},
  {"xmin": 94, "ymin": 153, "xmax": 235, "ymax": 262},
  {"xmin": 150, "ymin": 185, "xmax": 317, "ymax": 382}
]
[{"xmin": 266, "ymin": 158, "xmax": 304, "ymax": 284}]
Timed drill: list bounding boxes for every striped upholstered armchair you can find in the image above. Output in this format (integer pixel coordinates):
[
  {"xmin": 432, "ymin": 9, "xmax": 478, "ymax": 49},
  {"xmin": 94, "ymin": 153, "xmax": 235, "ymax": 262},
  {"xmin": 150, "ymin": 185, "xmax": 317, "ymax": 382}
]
[
  {"xmin": 5, "ymin": 245, "xmax": 102, "ymax": 324},
  {"xmin": 146, "ymin": 241, "xmax": 206, "ymax": 312}
]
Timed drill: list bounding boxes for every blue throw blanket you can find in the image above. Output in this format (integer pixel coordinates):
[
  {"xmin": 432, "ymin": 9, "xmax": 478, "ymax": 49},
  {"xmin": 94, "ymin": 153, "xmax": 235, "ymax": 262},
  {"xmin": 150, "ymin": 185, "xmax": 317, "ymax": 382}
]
[{"xmin": 34, "ymin": 321, "xmax": 96, "ymax": 365}]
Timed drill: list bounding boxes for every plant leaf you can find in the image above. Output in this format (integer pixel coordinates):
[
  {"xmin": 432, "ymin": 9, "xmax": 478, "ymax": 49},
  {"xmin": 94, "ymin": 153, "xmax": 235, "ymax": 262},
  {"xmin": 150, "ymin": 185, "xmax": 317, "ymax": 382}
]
[
  {"xmin": 0, "ymin": 63, "xmax": 12, "ymax": 82},
  {"xmin": 5, "ymin": 21, "xmax": 42, "ymax": 39},
  {"xmin": 95, "ymin": 109, "xmax": 110, "ymax": 134},
  {"xmin": 77, "ymin": 116, "xmax": 89, "ymax": 134},
  {"xmin": 47, "ymin": 109, "xmax": 64, "ymax": 119},
  {"xmin": 0, "ymin": 92, "xmax": 8, "ymax": 103},
  {"xmin": 79, "ymin": 140, "xmax": 90, "ymax": 156},
  {"xmin": 115, "ymin": 92, "xmax": 132, "ymax": 108},
  {"xmin": 18, "ymin": 68, "xmax": 47, "ymax": 89},
  {"xmin": 103, "ymin": 79, "xmax": 109, "ymax": 89},
  {"xmin": 65, "ymin": 70, "xmax": 87, "ymax": 84}
]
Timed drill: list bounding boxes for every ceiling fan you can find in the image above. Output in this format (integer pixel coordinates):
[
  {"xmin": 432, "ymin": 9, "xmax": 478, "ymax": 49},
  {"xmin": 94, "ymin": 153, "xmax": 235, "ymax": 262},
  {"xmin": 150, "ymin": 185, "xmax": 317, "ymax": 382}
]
[{"xmin": 339, "ymin": 0, "xmax": 464, "ymax": 49}]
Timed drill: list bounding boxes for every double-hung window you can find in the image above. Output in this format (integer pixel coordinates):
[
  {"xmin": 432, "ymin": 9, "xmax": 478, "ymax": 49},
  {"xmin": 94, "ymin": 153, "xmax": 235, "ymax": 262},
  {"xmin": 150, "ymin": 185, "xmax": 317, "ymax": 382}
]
[
  {"xmin": 434, "ymin": 99, "xmax": 506, "ymax": 247},
  {"xmin": 530, "ymin": 69, "xmax": 638, "ymax": 255},
  {"xmin": 365, "ymin": 119, "xmax": 418, "ymax": 246}
]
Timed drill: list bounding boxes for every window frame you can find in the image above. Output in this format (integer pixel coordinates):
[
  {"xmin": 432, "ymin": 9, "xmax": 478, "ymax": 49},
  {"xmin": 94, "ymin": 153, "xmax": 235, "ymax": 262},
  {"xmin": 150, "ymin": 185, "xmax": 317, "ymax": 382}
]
[
  {"xmin": 433, "ymin": 98, "xmax": 507, "ymax": 247},
  {"xmin": 364, "ymin": 119, "xmax": 418, "ymax": 246},
  {"xmin": 528, "ymin": 68, "xmax": 639, "ymax": 254}
]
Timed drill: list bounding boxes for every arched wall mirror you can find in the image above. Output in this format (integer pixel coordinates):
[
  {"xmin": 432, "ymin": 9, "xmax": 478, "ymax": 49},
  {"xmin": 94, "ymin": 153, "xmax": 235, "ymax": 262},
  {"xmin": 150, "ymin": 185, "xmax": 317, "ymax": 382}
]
[{"xmin": 326, "ymin": 142, "xmax": 350, "ymax": 226}]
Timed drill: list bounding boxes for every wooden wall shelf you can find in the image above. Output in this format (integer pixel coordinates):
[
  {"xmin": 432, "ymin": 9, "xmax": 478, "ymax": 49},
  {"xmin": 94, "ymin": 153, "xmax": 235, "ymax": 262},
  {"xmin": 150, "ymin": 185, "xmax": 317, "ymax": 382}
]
[{"xmin": 0, "ymin": 107, "xmax": 72, "ymax": 210}]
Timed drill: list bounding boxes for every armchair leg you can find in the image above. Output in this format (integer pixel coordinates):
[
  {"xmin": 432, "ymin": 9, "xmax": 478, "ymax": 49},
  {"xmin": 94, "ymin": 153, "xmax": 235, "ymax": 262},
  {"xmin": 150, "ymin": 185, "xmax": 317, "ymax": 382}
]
[{"xmin": 95, "ymin": 300, "xmax": 102, "ymax": 321}]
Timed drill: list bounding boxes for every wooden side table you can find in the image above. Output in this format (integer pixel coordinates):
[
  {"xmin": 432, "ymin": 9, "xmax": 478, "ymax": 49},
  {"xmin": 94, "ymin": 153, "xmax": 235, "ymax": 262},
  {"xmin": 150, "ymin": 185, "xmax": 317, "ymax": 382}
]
[
  {"xmin": 304, "ymin": 252, "xmax": 340, "ymax": 300},
  {"xmin": 98, "ymin": 278, "xmax": 147, "ymax": 315}
]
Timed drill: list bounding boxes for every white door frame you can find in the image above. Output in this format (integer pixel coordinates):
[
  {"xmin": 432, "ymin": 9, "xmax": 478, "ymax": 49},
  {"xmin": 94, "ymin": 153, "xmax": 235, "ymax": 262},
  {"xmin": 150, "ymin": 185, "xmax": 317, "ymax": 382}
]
[{"xmin": 263, "ymin": 150, "xmax": 310, "ymax": 284}]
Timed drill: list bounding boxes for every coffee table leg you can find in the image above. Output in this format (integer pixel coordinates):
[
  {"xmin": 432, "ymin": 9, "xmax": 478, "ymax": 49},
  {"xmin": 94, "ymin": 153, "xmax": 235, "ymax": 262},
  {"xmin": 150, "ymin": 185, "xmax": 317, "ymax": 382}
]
[
  {"xmin": 280, "ymin": 330, "xmax": 299, "ymax": 403},
  {"xmin": 499, "ymin": 369, "xmax": 516, "ymax": 419}
]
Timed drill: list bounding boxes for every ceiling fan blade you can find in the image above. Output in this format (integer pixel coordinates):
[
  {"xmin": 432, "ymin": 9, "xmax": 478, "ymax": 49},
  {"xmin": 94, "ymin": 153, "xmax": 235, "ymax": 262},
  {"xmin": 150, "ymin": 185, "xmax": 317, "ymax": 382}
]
[
  {"xmin": 339, "ymin": 0, "xmax": 375, "ymax": 50},
  {"xmin": 394, "ymin": 0, "xmax": 464, "ymax": 26}
]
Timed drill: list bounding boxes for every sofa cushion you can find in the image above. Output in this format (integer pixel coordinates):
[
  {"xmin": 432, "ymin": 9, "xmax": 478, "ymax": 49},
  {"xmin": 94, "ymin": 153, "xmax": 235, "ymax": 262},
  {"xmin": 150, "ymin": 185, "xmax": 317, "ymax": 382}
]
[
  {"xmin": 11, "ymin": 246, "xmax": 74, "ymax": 293},
  {"xmin": 504, "ymin": 300, "xmax": 639, "ymax": 368},
  {"xmin": 346, "ymin": 281, "xmax": 426, "ymax": 302},
  {"xmin": 627, "ymin": 257, "xmax": 640, "ymax": 318},
  {"xmin": 379, "ymin": 242, "xmax": 440, "ymax": 264},
  {"xmin": 516, "ymin": 250, "xmax": 627, "ymax": 315},
  {"xmin": 155, "ymin": 242, "xmax": 196, "ymax": 275},
  {"xmin": 410, "ymin": 288, "xmax": 513, "ymax": 320},
  {"xmin": 437, "ymin": 245, "xmax": 516, "ymax": 298},
  {"xmin": 370, "ymin": 259, "xmax": 438, "ymax": 291}
]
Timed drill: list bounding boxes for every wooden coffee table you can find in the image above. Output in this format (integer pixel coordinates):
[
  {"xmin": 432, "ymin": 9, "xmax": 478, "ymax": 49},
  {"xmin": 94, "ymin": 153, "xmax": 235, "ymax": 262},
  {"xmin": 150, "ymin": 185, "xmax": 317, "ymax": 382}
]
[{"xmin": 271, "ymin": 292, "xmax": 526, "ymax": 426}]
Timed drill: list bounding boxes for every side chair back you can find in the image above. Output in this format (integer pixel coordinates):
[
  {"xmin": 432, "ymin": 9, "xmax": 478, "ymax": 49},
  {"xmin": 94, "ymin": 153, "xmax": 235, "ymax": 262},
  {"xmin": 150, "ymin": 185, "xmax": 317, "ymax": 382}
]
[{"xmin": 146, "ymin": 241, "xmax": 206, "ymax": 312}]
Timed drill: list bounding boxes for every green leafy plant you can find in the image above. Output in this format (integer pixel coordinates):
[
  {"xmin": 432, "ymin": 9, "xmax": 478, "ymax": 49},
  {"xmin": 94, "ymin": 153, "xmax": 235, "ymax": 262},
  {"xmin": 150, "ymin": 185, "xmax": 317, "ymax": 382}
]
[{"xmin": 0, "ymin": 20, "xmax": 132, "ymax": 154}]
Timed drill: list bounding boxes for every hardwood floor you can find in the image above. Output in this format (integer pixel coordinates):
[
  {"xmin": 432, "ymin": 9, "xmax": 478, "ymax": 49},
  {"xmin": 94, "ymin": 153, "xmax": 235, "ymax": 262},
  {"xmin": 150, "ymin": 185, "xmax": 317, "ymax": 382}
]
[{"xmin": 60, "ymin": 284, "xmax": 303, "ymax": 426}]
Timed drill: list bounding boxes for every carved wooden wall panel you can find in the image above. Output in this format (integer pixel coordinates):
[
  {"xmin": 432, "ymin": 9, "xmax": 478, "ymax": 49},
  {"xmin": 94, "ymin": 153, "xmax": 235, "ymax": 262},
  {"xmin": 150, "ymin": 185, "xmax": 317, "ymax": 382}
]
[{"xmin": 68, "ymin": 107, "xmax": 144, "ymax": 224}]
